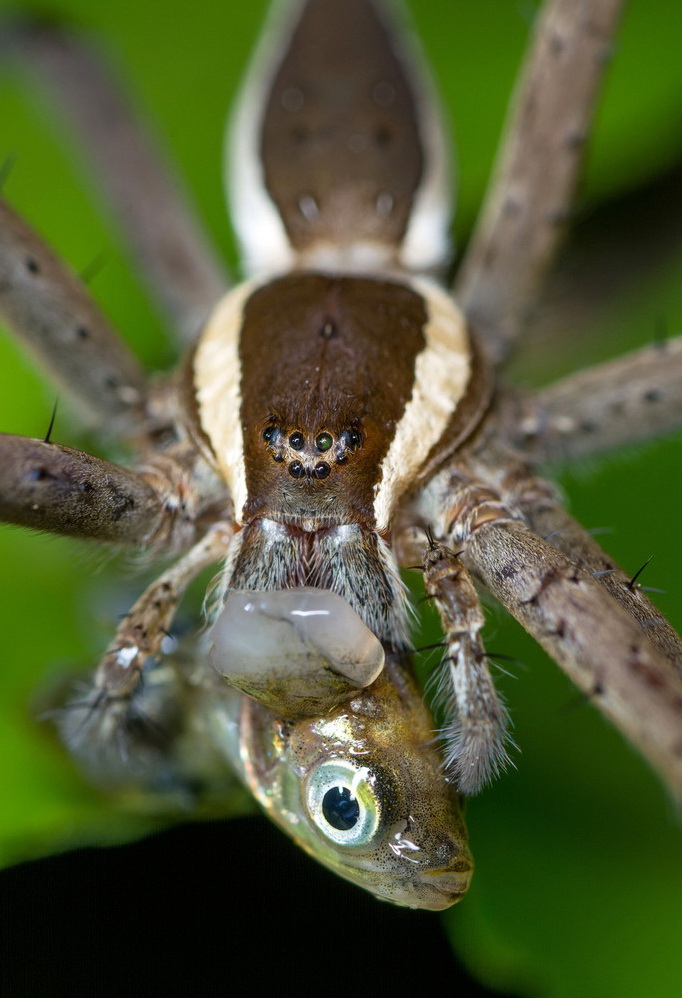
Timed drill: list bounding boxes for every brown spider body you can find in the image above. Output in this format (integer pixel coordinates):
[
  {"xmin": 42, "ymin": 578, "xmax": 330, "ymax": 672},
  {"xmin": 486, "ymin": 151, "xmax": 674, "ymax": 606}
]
[
  {"xmin": 0, "ymin": 0, "xmax": 681, "ymax": 921},
  {"xmin": 190, "ymin": 270, "xmax": 479, "ymax": 643}
]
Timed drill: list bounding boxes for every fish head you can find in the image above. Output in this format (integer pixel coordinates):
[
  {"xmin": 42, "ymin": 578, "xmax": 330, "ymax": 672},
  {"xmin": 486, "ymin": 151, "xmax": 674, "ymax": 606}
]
[{"xmin": 237, "ymin": 665, "xmax": 473, "ymax": 910}]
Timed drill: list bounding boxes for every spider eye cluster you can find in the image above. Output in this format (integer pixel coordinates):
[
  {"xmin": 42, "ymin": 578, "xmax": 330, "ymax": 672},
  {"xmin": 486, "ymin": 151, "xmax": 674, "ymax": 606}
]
[{"xmin": 260, "ymin": 421, "xmax": 362, "ymax": 480}]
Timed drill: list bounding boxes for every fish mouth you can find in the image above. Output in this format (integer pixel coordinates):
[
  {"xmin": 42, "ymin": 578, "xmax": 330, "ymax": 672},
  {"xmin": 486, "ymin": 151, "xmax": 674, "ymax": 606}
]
[
  {"xmin": 417, "ymin": 869, "xmax": 473, "ymax": 910},
  {"xmin": 374, "ymin": 868, "xmax": 473, "ymax": 911}
]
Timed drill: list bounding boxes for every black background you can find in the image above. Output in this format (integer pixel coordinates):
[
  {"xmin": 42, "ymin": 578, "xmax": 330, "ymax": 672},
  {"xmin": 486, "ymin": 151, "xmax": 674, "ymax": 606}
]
[{"xmin": 1, "ymin": 816, "xmax": 512, "ymax": 997}]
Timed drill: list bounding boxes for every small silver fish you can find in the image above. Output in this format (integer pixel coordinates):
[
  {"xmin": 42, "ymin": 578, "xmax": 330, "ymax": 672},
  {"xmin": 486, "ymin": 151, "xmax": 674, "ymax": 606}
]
[
  {"xmin": 226, "ymin": 668, "xmax": 472, "ymax": 910},
  {"xmin": 206, "ymin": 588, "xmax": 473, "ymax": 910},
  {"xmin": 62, "ymin": 586, "xmax": 472, "ymax": 910}
]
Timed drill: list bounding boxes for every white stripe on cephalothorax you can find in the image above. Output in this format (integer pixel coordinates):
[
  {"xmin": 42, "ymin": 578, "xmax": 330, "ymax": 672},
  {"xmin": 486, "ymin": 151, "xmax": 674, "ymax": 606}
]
[
  {"xmin": 226, "ymin": 0, "xmax": 306, "ymax": 278},
  {"xmin": 195, "ymin": 273, "xmax": 470, "ymax": 533},
  {"xmin": 373, "ymin": 277, "xmax": 471, "ymax": 532},
  {"xmin": 193, "ymin": 280, "xmax": 261, "ymax": 521}
]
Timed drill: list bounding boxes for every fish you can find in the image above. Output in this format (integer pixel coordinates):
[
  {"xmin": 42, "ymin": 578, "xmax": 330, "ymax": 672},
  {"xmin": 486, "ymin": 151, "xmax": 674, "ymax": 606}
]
[
  {"xmin": 61, "ymin": 585, "xmax": 472, "ymax": 910},
  {"xmin": 227, "ymin": 672, "xmax": 472, "ymax": 910},
  {"xmin": 206, "ymin": 587, "xmax": 473, "ymax": 910}
]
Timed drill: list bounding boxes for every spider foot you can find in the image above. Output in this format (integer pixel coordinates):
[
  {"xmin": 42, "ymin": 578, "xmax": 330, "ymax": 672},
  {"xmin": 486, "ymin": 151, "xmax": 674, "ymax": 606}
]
[
  {"xmin": 58, "ymin": 659, "xmax": 183, "ymax": 789},
  {"xmin": 437, "ymin": 634, "xmax": 513, "ymax": 795},
  {"xmin": 55, "ymin": 633, "xmax": 244, "ymax": 808}
]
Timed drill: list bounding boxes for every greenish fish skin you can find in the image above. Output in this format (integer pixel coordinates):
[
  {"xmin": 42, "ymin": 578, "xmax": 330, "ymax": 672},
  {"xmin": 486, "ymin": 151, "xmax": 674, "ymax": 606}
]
[{"xmin": 215, "ymin": 662, "xmax": 472, "ymax": 910}]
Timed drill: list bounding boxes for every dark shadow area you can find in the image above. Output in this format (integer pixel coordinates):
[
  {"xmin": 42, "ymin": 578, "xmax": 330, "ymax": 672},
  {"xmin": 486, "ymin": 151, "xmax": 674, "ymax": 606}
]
[{"xmin": 0, "ymin": 817, "xmax": 514, "ymax": 997}]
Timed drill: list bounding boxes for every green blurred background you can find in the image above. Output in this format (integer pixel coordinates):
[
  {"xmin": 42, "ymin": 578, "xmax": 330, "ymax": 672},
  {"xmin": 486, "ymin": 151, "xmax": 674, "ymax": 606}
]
[{"xmin": 1, "ymin": 1, "xmax": 681, "ymax": 994}]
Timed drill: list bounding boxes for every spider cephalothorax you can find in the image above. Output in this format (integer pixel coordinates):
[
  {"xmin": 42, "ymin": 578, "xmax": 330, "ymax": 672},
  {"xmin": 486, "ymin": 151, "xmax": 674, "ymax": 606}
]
[{"xmin": 191, "ymin": 266, "xmax": 483, "ymax": 652}]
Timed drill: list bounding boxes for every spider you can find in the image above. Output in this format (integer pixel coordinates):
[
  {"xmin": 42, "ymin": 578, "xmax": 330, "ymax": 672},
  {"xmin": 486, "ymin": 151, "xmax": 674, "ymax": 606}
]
[{"xmin": 0, "ymin": 0, "xmax": 681, "ymax": 925}]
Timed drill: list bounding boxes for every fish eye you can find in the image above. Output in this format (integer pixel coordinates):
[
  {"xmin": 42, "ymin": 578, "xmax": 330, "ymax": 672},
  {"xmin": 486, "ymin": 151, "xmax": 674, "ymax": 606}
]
[
  {"xmin": 306, "ymin": 761, "xmax": 380, "ymax": 846},
  {"xmin": 322, "ymin": 787, "xmax": 359, "ymax": 830}
]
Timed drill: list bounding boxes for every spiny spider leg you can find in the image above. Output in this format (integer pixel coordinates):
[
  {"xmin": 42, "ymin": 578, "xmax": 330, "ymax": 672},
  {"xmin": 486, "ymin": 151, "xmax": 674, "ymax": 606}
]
[
  {"xmin": 0, "ymin": 198, "xmax": 149, "ymax": 433},
  {"xmin": 516, "ymin": 489, "xmax": 682, "ymax": 673},
  {"xmin": 62, "ymin": 523, "xmax": 232, "ymax": 776},
  {"xmin": 404, "ymin": 473, "xmax": 522, "ymax": 791},
  {"xmin": 408, "ymin": 457, "xmax": 682, "ymax": 796},
  {"xmin": 455, "ymin": 0, "xmax": 625, "ymax": 362},
  {"xmin": 421, "ymin": 539, "xmax": 511, "ymax": 795},
  {"xmin": 460, "ymin": 418, "xmax": 682, "ymax": 672},
  {"xmin": 0, "ymin": 435, "xmax": 168, "ymax": 544},
  {"xmin": 0, "ymin": 192, "xmax": 229, "ymax": 553},
  {"xmin": 524, "ymin": 336, "xmax": 682, "ymax": 462},
  {"xmin": 1, "ymin": 19, "xmax": 229, "ymax": 345},
  {"xmin": 463, "ymin": 516, "xmax": 682, "ymax": 797},
  {"xmin": 93, "ymin": 523, "xmax": 231, "ymax": 700},
  {"xmin": 0, "ymin": 429, "xmax": 226, "ymax": 554}
]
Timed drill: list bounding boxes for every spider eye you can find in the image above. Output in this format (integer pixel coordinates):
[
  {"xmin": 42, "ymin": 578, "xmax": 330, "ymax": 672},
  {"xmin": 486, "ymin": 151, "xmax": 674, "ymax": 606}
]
[
  {"xmin": 262, "ymin": 426, "xmax": 276, "ymax": 443},
  {"xmin": 289, "ymin": 431, "xmax": 304, "ymax": 450},
  {"xmin": 347, "ymin": 427, "xmax": 361, "ymax": 449},
  {"xmin": 315, "ymin": 432, "xmax": 333, "ymax": 452},
  {"xmin": 306, "ymin": 761, "xmax": 380, "ymax": 846},
  {"xmin": 289, "ymin": 460, "xmax": 305, "ymax": 478},
  {"xmin": 314, "ymin": 462, "xmax": 330, "ymax": 479}
]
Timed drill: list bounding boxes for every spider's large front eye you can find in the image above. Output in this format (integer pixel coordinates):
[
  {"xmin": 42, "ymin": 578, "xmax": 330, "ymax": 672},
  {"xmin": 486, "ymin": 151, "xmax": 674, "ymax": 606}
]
[{"xmin": 306, "ymin": 761, "xmax": 380, "ymax": 846}]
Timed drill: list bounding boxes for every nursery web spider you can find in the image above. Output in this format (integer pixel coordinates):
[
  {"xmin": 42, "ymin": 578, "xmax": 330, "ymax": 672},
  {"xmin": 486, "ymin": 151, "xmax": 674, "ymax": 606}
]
[{"xmin": 0, "ymin": 0, "xmax": 681, "ymax": 906}]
